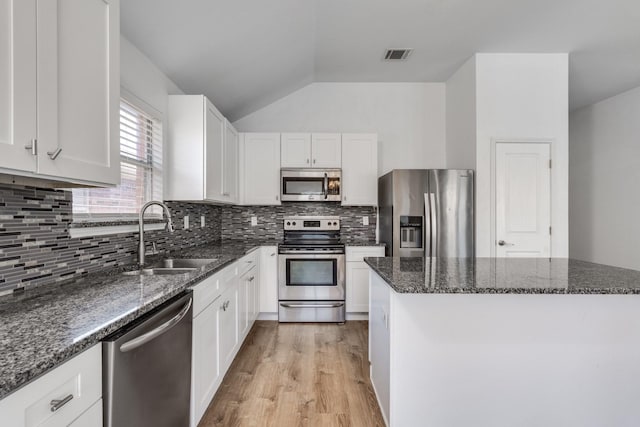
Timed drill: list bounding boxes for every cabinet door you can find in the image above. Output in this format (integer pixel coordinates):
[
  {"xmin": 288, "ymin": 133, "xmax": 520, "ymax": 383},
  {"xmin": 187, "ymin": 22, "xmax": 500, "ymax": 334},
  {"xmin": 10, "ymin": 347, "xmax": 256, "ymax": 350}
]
[
  {"xmin": 342, "ymin": 133, "xmax": 378, "ymax": 205},
  {"xmin": 218, "ymin": 284, "xmax": 238, "ymax": 373},
  {"xmin": 369, "ymin": 271, "xmax": 391, "ymax": 423},
  {"xmin": 259, "ymin": 246, "xmax": 279, "ymax": 313},
  {"xmin": 0, "ymin": 0, "xmax": 37, "ymax": 173},
  {"xmin": 281, "ymin": 133, "xmax": 311, "ymax": 167},
  {"xmin": 241, "ymin": 133, "xmax": 281, "ymax": 205},
  {"xmin": 192, "ymin": 300, "xmax": 220, "ymax": 426},
  {"xmin": 238, "ymin": 272, "xmax": 250, "ymax": 339},
  {"xmin": 248, "ymin": 269, "xmax": 259, "ymax": 323},
  {"xmin": 347, "ymin": 262, "xmax": 371, "ymax": 313},
  {"xmin": 311, "ymin": 133, "xmax": 341, "ymax": 168},
  {"xmin": 204, "ymin": 100, "xmax": 225, "ymax": 201},
  {"xmin": 222, "ymin": 120, "xmax": 238, "ymax": 203},
  {"xmin": 37, "ymin": 0, "xmax": 120, "ymax": 185}
]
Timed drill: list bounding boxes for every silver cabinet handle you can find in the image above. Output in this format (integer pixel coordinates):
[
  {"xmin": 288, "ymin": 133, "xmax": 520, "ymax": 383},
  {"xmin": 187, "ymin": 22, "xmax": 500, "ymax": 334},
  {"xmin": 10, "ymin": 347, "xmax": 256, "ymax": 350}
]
[
  {"xmin": 313, "ymin": 159, "xmax": 316, "ymax": 164},
  {"xmin": 50, "ymin": 394, "xmax": 73, "ymax": 412},
  {"xmin": 120, "ymin": 298, "xmax": 192, "ymax": 352},
  {"xmin": 306, "ymin": 158, "xmax": 310, "ymax": 164},
  {"xmin": 498, "ymin": 240, "xmax": 508, "ymax": 246},
  {"xmin": 248, "ymin": 276, "xmax": 255, "ymax": 282},
  {"xmin": 280, "ymin": 302, "xmax": 344, "ymax": 308},
  {"xmin": 222, "ymin": 192, "xmax": 230, "ymax": 196},
  {"xmin": 221, "ymin": 300, "xmax": 230, "ymax": 311},
  {"xmin": 276, "ymin": 195, "xmax": 279, "ymax": 201},
  {"xmin": 47, "ymin": 148, "xmax": 62, "ymax": 160},
  {"xmin": 25, "ymin": 138, "xmax": 37, "ymax": 155},
  {"xmin": 270, "ymin": 253, "xmax": 275, "ymax": 257}
]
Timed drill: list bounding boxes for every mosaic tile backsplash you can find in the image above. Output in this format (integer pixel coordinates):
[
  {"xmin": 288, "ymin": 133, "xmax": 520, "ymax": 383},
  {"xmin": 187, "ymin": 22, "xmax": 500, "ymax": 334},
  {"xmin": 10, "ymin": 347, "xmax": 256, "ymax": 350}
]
[
  {"xmin": 221, "ymin": 203, "xmax": 376, "ymax": 242},
  {"xmin": 0, "ymin": 185, "xmax": 222, "ymax": 294},
  {"xmin": 0, "ymin": 185, "xmax": 376, "ymax": 294}
]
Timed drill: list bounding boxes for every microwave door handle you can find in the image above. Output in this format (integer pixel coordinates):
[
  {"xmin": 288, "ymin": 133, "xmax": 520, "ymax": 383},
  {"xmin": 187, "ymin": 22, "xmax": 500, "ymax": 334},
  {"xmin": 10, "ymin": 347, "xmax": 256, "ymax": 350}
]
[{"xmin": 324, "ymin": 173, "xmax": 329, "ymax": 199}]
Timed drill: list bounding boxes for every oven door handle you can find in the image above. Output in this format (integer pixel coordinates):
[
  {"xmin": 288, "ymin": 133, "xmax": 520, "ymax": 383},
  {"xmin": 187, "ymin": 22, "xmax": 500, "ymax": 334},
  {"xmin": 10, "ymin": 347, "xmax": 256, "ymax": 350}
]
[{"xmin": 280, "ymin": 302, "xmax": 344, "ymax": 309}]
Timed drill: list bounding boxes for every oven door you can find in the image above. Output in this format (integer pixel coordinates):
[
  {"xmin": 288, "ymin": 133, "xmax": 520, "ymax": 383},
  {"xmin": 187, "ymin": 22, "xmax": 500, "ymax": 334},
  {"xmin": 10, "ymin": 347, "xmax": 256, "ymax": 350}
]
[
  {"xmin": 281, "ymin": 169, "xmax": 341, "ymax": 202},
  {"xmin": 278, "ymin": 253, "xmax": 345, "ymax": 301}
]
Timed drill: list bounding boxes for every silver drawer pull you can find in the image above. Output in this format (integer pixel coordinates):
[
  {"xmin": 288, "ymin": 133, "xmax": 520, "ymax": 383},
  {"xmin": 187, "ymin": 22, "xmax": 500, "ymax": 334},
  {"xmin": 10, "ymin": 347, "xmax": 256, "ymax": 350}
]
[
  {"xmin": 270, "ymin": 253, "xmax": 275, "ymax": 257},
  {"xmin": 280, "ymin": 302, "xmax": 344, "ymax": 308},
  {"xmin": 50, "ymin": 394, "xmax": 73, "ymax": 412}
]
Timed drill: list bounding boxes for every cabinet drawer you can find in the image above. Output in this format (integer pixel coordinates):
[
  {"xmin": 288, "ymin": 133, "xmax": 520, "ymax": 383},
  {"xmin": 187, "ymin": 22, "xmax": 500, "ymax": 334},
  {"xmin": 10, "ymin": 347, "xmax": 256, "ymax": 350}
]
[
  {"xmin": 192, "ymin": 272, "xmax": 220, "ymax": 317},
  {"xmin": 238, "ymin": 250, "xmax": 259, "ymax": 276},
  {"xmin": 346, "ymin": 246, "xmax": 385, "ymax": 262},
  {"xmin": 0, "ymin": 345, "xmax": 101, "ymax": 427},
  {"xmin": 69, "ymin": 398, "xmax": 102, "ymax": 427}
]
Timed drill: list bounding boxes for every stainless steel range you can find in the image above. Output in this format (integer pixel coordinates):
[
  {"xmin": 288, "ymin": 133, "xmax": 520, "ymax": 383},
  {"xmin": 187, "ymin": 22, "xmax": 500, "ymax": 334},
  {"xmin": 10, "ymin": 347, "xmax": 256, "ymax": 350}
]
[{"xmin": 278, "ymin": 216, "xmax": 345, "ymax": 323}]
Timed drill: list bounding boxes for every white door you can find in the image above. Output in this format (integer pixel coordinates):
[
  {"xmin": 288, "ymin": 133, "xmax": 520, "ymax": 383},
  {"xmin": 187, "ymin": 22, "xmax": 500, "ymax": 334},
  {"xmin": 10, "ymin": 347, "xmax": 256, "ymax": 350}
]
[
  {"xmin": 0, "ymin": 0, "xmax": 37, "ymax": 173},
  {"xmin": 37, "ymin": 0, "xmax": 120, "ymax": 185},
  {"xmin": 205, "ymin": 100, "xmax": 224, "ymax": 201},
  {"xmin": 242, "ymin": 133, "xmax": 281, "ymax": 205},
  {"xmin": 281, "ymin": 133, "xmax": 311, "ymax": 167},
  {"xmin": 311, "ymin": 133, "xmax": 341, "ymax": 168},
  {"xmin": 223, "ymin": 120, "xmax": 238, "ymax": 202},
  {"xmin": 496, "ymin": 142, "xmax": 551, "ymax": 257},
  {"xmin": 342, "ymin": 133, "xmax": 377, "ymax": 205}
]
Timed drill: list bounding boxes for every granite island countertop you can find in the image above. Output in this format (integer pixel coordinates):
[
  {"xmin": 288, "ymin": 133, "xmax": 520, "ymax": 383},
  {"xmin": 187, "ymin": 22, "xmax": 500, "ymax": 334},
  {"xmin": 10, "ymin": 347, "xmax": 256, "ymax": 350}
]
[
  {"xmin": 0, "ymin": 239, "xmax": 280, "ymax": 400},
  {"xmin": 364, "ymin": 257, "xmax": 640, "ymax": 294}
]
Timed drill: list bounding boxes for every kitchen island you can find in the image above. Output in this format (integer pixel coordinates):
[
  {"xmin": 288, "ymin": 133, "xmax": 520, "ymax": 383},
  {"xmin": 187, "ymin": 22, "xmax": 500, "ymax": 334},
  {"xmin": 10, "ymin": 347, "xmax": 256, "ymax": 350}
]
[{"xmin": 364, "ymin": 257, "xmax": 640, "ymax": 427}]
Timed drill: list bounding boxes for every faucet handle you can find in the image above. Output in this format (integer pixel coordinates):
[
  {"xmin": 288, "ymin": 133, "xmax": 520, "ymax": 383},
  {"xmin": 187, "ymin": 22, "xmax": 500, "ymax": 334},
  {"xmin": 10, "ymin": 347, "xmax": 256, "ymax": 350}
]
[{"xmin": 145, "ymin": 242, "xmax": 160, "ymax": 256}]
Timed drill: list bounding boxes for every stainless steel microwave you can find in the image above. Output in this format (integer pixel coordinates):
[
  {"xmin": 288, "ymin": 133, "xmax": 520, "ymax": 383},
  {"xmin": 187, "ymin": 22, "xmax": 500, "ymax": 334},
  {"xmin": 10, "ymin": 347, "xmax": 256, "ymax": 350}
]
[{"xmin": 280, "ymin": 169, "xmax": 341, "ymax": 202}]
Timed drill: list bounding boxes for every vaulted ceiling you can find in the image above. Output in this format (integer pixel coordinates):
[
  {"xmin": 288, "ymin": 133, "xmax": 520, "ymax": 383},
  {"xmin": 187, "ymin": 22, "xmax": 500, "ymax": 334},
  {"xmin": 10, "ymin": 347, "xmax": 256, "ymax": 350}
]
[{"xmin": 121, "ymin": 0, "xmax": 640, "ymax": 121}]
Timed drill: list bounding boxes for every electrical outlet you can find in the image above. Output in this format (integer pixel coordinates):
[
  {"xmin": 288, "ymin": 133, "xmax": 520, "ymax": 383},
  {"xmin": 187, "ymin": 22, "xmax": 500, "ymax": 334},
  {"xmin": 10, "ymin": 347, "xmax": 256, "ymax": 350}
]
[
  {"xmin": 201, "ymin": 215, "xmax": 205, "ymax": 227},
  {"xmin": 183, "ymin": 215, "xmax": 189, "ymax": 230},
  {"xmin": 362, "ymin": 216, "xmax": 369, "ymax": 226},
  {"xmin": 250, "ymin": 216, "xmax": 258, "ymax": 226}
]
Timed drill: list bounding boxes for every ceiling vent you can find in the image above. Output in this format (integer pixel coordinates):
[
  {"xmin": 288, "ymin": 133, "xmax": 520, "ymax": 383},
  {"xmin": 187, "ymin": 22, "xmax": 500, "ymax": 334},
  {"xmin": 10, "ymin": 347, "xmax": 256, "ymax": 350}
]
[{"xmin": 383, "ymin": 48, "xmax": 413, "ymax": 61}]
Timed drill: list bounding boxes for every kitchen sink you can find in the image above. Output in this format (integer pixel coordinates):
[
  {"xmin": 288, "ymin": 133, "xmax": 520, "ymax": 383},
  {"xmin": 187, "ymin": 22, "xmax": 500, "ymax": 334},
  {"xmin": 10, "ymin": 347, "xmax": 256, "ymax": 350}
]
[
  {"xmin": 161, "ymin": 258, "xmax": 218, "ymax": 268},
  {"xmin": 122, "ymin": 267, "xmax": 198, "ymax": 276}
]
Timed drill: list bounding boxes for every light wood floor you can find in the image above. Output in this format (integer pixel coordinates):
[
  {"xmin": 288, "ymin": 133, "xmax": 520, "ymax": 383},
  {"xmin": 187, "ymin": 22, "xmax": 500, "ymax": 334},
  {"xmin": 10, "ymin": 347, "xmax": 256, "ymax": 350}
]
[{"xmin": 199, "ymin": 321, "xmax": 385, "ymax": 427}]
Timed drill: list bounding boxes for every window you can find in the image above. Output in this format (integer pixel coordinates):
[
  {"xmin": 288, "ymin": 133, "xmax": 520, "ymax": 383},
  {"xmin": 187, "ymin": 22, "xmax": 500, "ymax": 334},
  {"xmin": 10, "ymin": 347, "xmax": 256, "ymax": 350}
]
[{"xmin": 72, "ymin": 98, "xmax": 163, "ymax": 220}]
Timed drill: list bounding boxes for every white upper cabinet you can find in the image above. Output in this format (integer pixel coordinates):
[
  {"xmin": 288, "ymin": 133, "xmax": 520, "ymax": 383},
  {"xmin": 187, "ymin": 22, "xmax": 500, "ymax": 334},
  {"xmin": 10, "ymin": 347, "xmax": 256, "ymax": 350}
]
[
  {"xmin": 281, "ymin": 133, "xmax": 342, "ymax": 168},
  {"xmin": 341, "ymin": 133, "xmax": 378, "ymax": 206},
  {"xmin": 203, "ymin": 101, "xmax": 224, "ymax": 201},
  {"xmin": 222, "ymin": 120, "xmax": 239, "ymax": 203},
  {"xmin": 240, "ymin": 133, "xmax": 281, "ymax": 205},
  {"xmin": 0, "ymin": 0, "xmax": 120, "ymax": 186},
  {"xmin": 0, "ymin": 0, "xmax": 37, "ymax": 173},
  {"xmin": 280, "ymin": 133, "xmax": 311, "ymax": 167},
  {"xmin": 311, "ymin": 133, "xmax": 341, "ymax": 168},
  {"xmin": 167, "ymin": 95, "xmax": 238, "ymax": 204}
]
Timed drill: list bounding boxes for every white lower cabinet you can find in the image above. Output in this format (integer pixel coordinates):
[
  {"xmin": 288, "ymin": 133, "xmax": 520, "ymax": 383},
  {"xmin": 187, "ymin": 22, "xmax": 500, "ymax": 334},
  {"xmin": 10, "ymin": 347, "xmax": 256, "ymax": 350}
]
[
  {"xmin": 346, "ymin": 246, "xmax": 385, "ymax": 313},
  {"xmin": 191, "ymin": 250, "xmax": 262, "ymax": 426},
  {"xmin": 0, "ymin": 344, "xmax": 102, "ymax": 427},
  {"xmin": 259, "ymin": 246, "xmax": 278, "ymax": 314},
  {"xmin": 369, "ymin": 270, "xmax": 392, "ymax": 425}
]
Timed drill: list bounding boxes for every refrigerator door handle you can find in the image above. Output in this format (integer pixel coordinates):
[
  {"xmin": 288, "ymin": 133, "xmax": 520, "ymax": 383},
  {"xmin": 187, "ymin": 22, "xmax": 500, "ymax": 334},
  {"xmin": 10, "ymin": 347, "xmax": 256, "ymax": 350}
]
[
  {"xmin": 429, "ymin": 193, "xmax": 438, "ymax": 257},
  {"xmin": 424, "ymin": 193, "xmax": 432, "ymax": 256}
]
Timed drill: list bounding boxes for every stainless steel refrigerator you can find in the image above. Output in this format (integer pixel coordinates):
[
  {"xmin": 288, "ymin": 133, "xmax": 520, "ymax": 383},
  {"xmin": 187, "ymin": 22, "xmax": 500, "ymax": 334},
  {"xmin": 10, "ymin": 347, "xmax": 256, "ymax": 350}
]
[{"xmin": 378, "ymin": 169, "xmax": 474, "ymax": 257}]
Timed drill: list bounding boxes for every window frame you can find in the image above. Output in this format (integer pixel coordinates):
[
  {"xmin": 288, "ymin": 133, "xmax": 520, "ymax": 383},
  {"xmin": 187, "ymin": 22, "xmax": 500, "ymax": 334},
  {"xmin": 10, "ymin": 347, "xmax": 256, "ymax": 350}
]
[{"xmin": 71, "ymin": 88, "xmax": 165, "ymax": 224}]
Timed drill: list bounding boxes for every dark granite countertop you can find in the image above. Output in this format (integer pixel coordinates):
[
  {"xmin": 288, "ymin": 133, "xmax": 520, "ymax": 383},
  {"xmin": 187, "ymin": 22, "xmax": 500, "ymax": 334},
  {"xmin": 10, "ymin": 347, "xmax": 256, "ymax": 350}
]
[
  {"xmin": 0, "ymin": 239, "xmax": 279, "ymax": 400},
  {"xmin": 364, "ymin": 257, "xmax": 640, "ymax": 294}
]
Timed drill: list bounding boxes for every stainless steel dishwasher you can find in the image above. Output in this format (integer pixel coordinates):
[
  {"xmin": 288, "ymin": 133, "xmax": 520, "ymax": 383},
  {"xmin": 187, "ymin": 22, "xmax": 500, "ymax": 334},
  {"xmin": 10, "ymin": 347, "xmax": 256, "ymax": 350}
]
[{"xmin": 103, "ymin": 291, "xmax": 192, "ymax": 427}]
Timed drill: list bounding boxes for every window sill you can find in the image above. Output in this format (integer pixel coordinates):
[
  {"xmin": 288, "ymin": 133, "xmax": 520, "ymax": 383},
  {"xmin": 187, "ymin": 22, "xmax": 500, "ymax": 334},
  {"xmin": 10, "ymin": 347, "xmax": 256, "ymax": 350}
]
[{"xmin": 68, "ymin": 222, "xmax": 166, "ymax": 238}]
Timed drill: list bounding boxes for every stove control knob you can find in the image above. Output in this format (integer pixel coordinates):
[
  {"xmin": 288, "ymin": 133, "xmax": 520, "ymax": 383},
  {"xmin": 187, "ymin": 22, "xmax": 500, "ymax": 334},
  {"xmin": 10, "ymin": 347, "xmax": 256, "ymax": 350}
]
[
  {"xmin": 286, "ymin": 221, "xmax": 291, "ymax": 226},
  {"xmin": 292, "ymin": 221, "xmax": 297, "ymax": 226},
  {"xmin": 333, "ymin": 222, "xmax": 338, "ymax": 226}
]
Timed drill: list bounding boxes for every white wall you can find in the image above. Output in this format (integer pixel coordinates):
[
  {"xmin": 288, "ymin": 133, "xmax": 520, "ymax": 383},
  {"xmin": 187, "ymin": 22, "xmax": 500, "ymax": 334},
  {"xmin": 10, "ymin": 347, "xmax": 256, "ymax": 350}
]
[
  {"xmin": 569, "ymin": 86, "xmax": 640, "ymax": 270},
  {"xmin": 120, "ymin": 36, "xmax": 184, "ymax": 197},
  {"xmin": 446, "ymin": 57, "xmax": 477, "ymax": 169},
  {"xmin": 475, "ymin": 54, "xmax": 569, "ymax": 257},
  {"xmin": 233, "ymin": 82, "xmax": 447, "ymax": 175}
]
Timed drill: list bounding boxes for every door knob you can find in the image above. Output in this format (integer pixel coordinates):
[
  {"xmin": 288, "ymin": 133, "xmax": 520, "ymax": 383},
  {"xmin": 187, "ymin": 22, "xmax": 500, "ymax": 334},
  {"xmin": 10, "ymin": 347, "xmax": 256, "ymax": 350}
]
[{"xmin": 498, "ymin": 240, "xmax": 507, "ymax": 246}]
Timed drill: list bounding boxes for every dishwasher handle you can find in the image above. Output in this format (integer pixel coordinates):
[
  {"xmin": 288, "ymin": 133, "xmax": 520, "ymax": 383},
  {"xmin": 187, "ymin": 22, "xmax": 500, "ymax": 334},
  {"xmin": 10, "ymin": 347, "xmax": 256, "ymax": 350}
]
[{"xmin": 119, "ymin": 298, "xmax": 192, "ymax": 353}]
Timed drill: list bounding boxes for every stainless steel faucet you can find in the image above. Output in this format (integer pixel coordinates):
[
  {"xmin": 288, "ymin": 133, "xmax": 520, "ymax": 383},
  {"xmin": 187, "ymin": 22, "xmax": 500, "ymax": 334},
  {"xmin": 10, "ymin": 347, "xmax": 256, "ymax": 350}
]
[{"xmin": 138, "ymin": 201, "xmax": 175, "ymax": 266}]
